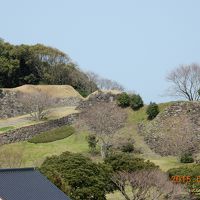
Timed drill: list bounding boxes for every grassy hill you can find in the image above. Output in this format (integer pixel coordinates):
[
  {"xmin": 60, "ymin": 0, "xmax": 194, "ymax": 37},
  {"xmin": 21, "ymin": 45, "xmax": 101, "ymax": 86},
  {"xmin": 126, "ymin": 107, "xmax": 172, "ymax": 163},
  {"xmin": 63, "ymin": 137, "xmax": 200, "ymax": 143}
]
[
  {"xmin": 0, "ymin": 98, "xmax": 198, "ymax": 199},
  {"xmin": 0, "ymin": 101, "xmax": 188, "ymax": 171}
]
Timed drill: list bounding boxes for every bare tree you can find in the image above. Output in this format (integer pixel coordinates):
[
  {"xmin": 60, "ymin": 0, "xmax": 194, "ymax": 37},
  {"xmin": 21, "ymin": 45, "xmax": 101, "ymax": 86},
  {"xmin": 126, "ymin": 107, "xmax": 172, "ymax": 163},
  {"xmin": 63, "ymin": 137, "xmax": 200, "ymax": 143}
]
[
  {"xmin": 0, "ymin": 148, "xmax": 24, "ymax": 168},
  {"xmin": 81, "ymin": 102, "xmax": 127, "ymax": 158},
  {"xmin": 86, "ymin": 71, "xmax": 125, "ymax": 91},
  {"xmin": 86, "ymin": 71, "xmax": 100, "ymax": 93},
  {"xmin": 112, "ymin": 169, "xmax": 188, "ymax": 200},
  {"xmin": 167, "ymin": 64, "xmax": 200, "ymax": 101},
  {"xmin": 20, "ymin": 89, "xmax": 54, "ymax": 121}
]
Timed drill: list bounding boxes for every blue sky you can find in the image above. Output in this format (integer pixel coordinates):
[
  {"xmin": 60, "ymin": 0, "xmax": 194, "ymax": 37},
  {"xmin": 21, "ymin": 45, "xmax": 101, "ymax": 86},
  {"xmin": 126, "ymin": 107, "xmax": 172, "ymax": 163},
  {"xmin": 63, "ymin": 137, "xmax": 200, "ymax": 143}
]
[{"xmin": 1, "ymin": 0, "xmax": 200, "ymax": 103}]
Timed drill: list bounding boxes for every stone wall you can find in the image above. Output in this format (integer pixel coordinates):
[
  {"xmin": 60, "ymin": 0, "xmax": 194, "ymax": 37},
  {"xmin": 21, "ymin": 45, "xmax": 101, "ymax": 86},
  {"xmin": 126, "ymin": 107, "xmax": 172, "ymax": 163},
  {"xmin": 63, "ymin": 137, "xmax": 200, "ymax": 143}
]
[
  {"xmin": 138, "ymin": 101, "xmax": 200, "ymax": 156},
  {"xmin": 0, "ymin": 90, "xmax": 26, "ymax": 118},
  {"xmin": 0, "ymin": 89, "xmax": 82, "ymax": 119},
  {"xmin": 0, "ymin": 113, "xmax": 78, "ymax": 146},
  {"xmin": 77, "ymin": 91, "xmax": 119, "ymax": 110},
  {"xmin": 54, "ymin": 97, "xmax": 82, "ymax": 107}
]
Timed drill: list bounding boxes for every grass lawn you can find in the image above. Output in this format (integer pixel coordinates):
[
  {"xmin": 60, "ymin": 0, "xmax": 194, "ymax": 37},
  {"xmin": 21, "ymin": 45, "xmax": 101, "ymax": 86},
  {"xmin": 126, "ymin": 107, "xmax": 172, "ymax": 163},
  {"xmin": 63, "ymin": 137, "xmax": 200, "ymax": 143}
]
[
  {"xmin": 0, "ymin": 131, "xmax": 89, "ymax": 167},
  {"xmin": 106, "ymin": 190, "xmax": 127, "ymax": 200},
  {"xmin": 0, "ymin": 126, "xmax": 15, "ymax": 133},
  {"xmin": 29, "ymin": 125, "xmax": 75, "ymax": 143}
]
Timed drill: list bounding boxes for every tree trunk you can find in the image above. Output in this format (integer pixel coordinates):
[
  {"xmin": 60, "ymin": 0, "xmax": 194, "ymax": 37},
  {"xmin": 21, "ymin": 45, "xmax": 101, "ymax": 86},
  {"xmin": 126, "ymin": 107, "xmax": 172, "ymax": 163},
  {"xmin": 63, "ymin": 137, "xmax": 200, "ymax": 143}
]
[{"xmin": 100, "ymin": 143, "xmax": 107, "ymax": 159}]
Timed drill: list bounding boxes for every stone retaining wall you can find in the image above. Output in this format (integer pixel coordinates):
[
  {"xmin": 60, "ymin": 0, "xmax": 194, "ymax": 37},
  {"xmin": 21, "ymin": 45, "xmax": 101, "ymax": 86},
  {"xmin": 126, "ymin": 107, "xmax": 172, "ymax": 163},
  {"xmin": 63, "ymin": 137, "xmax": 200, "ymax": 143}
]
[
  {"xmin": 0, "ymin": 113, "xmax": 78, "ymax": 146},
  {"xmin": 0, "ymin": 90, "xmax": 82, "ymax": 119},
  {"xmin": 77, "ymin": 91, "xmax": 119, "ymax": 110}
]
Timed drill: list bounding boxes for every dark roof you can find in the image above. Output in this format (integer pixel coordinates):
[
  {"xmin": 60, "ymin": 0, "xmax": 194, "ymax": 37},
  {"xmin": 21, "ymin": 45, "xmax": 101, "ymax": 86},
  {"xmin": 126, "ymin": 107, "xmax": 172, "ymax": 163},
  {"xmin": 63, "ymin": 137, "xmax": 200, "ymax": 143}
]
[{"xmin": 0, "ymin": 168, "xmax": 71, "ymax": 200}]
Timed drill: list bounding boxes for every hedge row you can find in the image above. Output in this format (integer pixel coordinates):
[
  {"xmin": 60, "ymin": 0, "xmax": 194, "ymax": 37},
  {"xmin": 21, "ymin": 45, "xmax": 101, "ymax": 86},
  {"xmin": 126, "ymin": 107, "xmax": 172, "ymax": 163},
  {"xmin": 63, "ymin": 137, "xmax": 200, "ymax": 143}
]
[{"xmin": 28, "ymin": 125, "xmax": 75, "ymax": 143}]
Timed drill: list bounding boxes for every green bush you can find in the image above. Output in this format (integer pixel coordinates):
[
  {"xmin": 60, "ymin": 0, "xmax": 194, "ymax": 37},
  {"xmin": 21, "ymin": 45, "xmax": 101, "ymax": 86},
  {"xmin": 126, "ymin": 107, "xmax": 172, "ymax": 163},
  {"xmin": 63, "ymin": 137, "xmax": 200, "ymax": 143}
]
[
  {"xmin": 40, "ymin": 151, "xmax": 114, "ymax": 200},
  {"xmin": 146, "ymin": 102, "xmax": 159, "ymax": 120},
  {"xmin": 129, "ymin": 94, "xmax": 144, "ymax": 110},
  {"xmin": 29, "ymin": 125, "xmax": 75, "ymax": 143},
  {"xmin": 104, "ymin": 152, "xmax": 157, "ymax": 172},
  {"xmin": 180, "ymin": 153, "xmax": 194, "ymax": 163},
  {"xmin": 121, "ymin": 142, "xmax": 134, "ymax": 153},
  {"xmin": 117, "ymin": 92, "xmax": 130, "ymax": 108},
  {"xmin": 87, "ymin": 134, "xmax": 99, "ymax": 154}
]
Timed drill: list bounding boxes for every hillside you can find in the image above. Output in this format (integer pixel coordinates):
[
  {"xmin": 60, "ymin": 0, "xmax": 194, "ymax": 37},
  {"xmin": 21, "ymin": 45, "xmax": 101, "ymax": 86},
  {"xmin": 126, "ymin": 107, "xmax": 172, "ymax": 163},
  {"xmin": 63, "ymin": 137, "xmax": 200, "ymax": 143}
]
[
  {"xmin": 5, "ymin": 84, "xmax": 84, "ymax": 99},
  {"xmin": 0, "ymin": 41, "xmax": 97, "ymax": 96},
  {"xmin": 140, "ymin": 101, "xmax": 200, "ymax": 156},
  {"xmin": 0, "ymin": 99, "xmax": 194, "ymax": 199},
  {"xmin": 0, "ymin": 101, "xmax": 185, "ymax": 171}
]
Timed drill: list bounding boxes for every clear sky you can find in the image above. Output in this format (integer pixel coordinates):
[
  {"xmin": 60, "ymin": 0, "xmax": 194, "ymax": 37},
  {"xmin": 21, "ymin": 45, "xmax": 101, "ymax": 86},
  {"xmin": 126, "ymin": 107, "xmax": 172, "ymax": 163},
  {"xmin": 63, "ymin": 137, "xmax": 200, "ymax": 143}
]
[{"xmin": 1, "ymin": 0, "xmax": 200, "ymax": 103}]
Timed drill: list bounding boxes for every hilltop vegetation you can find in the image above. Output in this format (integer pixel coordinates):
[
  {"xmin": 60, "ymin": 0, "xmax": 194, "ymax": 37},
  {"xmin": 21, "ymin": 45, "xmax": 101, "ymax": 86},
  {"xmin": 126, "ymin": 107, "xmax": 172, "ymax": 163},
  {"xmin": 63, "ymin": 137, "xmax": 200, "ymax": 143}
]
[{"xmin": 0, "ymin": 40, "xmax": 97, "ymax": 96}]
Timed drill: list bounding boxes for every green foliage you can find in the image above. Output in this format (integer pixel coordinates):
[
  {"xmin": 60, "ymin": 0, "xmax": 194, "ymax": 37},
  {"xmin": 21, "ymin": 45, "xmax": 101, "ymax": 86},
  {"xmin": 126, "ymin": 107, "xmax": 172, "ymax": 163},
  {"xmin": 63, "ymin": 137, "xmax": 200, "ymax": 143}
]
[
  {"xmin": 0, "ymin": 41, "xmax": 97, "ymax": 96},
  {"xmin": 0, "ymin": 126, "xmax": 15, "ymax": 132},
  {"xmin": 129, "ymin": 94, "xmax": 144, "ymax": 110},
  {"xmin": 40, "ymin": 151, "xmax": 114, "ymax": 200},
  {"xmin": 28, "ymin": 125, "xmax": 75, "ymax": 143},
  {"xmin": 120, "ymin": 142, "xmax": 134, "ymax": 153},
  {"xmin": 104, "ymin": 152, "xmax": 158, "ymax": 172},
  {"xmin": 168, "ymin": 164, "xmax": 200, "ymax": 178},
  {"xmin": 180, "ymin": 153, "xmax": 194, "ymax": 163},
  {"xmin": 87, "ymin": 134, "xmax": 98, "ymax": 153},
  {"xmin": 117, "ymin": 92, "xmax": 130, "ymax": 108},
  {"xmin": 146, "ymin": 102, "xmax": 159, "ymax": 120}
]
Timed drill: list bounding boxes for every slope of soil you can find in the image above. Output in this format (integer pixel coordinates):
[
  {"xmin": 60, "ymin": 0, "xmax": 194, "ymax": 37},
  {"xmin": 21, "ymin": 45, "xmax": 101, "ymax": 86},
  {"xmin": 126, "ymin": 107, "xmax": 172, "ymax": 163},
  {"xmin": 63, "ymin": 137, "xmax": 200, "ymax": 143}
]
[{"xmin": 5, "ymin": 84, "xmax": 84, "ymax": 99}]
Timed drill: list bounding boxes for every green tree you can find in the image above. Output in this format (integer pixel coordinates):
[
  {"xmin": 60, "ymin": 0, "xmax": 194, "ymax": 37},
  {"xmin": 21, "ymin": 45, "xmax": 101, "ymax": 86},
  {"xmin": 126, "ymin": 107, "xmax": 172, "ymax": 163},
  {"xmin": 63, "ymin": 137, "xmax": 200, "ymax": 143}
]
[
  {"xmin": 117, "ymin": 92, "xmax": 130, "ymax": 108},
  {"xmin": 146, "ymin": 102, "xmax": 159, "ymax": 120},
  {"xmin": 0, "ymin": 41, "xmax": 97, "ymax": 96},
  {"xmin": 129, "ymin": 94, "xmax": 144, "ymax": 110},
  {"xmin": 180, "ymin": 152, "xmax": 194, "ymax": 163},
  {"xmin": 104, "ymin": 152, "xmax": 157, "ymax": 172},
  {"xmin": 40, "ymin": 151, "xmax": 114, "ymax": 200}
]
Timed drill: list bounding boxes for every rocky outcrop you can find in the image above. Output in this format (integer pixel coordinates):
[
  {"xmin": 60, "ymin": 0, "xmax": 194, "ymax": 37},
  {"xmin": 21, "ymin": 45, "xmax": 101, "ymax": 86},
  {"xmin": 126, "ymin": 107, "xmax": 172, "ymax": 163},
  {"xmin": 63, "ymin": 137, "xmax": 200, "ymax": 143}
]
[
  {"xmin": 0, "ymin": 113, "xmax": 78, "ymax": 146},
  {"xmin": 77, "ymin": 90, "xmax": 119, "ymax": 110},
  {"xmin": 139, "ymin": 102, "xmax": 200, "ymax": 156}
]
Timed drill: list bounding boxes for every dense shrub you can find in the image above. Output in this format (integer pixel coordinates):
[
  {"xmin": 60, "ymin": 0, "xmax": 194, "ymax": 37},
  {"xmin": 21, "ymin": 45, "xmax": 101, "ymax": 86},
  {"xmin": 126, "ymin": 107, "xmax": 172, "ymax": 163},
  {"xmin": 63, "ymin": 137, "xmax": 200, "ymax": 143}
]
[
  {"xmin": 104, "ymin": 152, "xmax": 157, "ymax": 172},
  {"xmin": 120, "ymin": 142, "xmax": 134, "ymax": 153},
  {"xmin": 117, "ymin": 92, "xmax": 130, "ymax": 108},
  {"xmin": 28, "ymin": 125, "xmax": 75, "ymax": 143},
  {"xmin": 146, "ymin": 102, "xmax": 159, "ymax": 120},
  {"xmin": 180, "ymin": 152, "xmax": 194, "ymax": 163},
  {"xmin": 129, "ymin": 94, "xmax": 144, "ymax": 110},
  {"xmin": 40, "ymin": 151, "xmax": 114, "ymax": 200}
]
